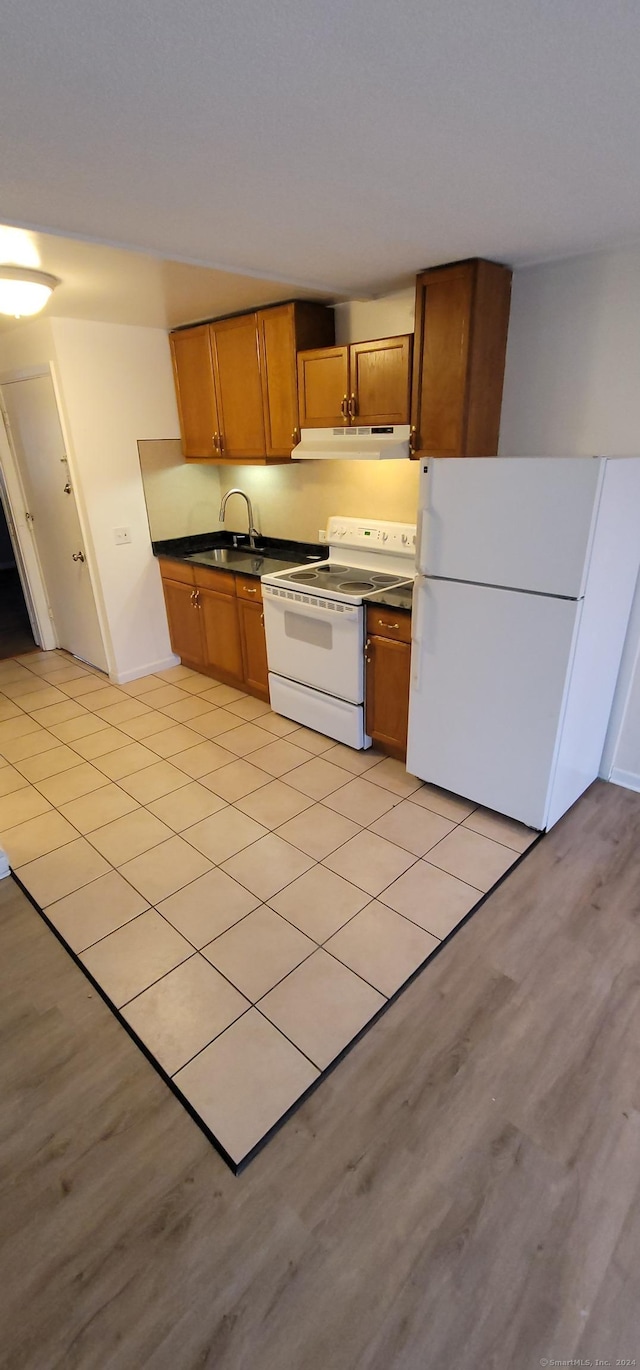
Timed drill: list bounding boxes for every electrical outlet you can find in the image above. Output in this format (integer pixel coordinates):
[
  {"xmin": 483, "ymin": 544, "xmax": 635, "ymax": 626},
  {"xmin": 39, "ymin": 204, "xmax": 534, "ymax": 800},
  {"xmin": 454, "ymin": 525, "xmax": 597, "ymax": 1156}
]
[
  {"xmin": 318, "ymin": 529, "xmax": 327, "ymax": 542},
  {"xmin": 114, "ymin": 527, "xmax": 132, "ymax": 545}
]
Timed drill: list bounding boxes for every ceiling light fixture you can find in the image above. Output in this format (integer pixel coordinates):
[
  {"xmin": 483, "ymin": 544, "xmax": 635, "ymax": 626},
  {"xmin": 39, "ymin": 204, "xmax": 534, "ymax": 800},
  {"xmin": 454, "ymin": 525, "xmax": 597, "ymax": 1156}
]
[{"xmin": 0, "ymin": 266, "xmax": 60, "ymax": 318}]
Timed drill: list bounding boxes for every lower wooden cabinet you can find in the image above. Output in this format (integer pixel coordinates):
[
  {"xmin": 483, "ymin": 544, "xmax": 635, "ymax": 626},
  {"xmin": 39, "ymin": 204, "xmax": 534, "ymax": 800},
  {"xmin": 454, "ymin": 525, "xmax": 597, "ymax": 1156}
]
[
  {"xmin": 365, "ymin": 605, "xmax": 412, "ymax": 759},
  {"xmin": 158, "ymin": 559, "xmax": 269, "ymax": 700},
  {"xmin": 199, "ymin": 585, "xmax": 245, "ymax": 685},
  {"xmin": 160, "ymin": 578, "xmax": 207, "ymax": 668},
  {"xmin": 236, "ymin": 576, "xmax": 269, "ymax": 700}
]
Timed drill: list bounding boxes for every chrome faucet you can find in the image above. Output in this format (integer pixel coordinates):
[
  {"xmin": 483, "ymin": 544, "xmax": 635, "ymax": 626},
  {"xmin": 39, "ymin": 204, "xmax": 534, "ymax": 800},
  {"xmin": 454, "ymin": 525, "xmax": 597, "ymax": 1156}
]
[{"xmin": 218, "ymin": 488, "xmax": 260, "ymax": 550}]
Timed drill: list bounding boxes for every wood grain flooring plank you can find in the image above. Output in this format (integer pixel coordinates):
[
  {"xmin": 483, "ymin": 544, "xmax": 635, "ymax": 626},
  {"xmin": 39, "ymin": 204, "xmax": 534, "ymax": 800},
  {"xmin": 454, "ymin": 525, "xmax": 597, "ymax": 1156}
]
[{"xmin": 0, "ymin": 778, "xmax": 639, "ymax": 1369}]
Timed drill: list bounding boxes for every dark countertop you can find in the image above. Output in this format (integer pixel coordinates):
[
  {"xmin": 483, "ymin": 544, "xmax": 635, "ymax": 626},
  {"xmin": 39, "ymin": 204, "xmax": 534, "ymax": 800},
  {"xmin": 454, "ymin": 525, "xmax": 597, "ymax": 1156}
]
[
  {"xmin": 154, "ymin": 532, "xmax": 414, "ymax": 602},
  {"xmin": 153, "ymin": 531, "xmax": 325, "ymax": 580},
  {"xmin": 364, "ymin": 582, "xmax": 414, "ymax": 612}
]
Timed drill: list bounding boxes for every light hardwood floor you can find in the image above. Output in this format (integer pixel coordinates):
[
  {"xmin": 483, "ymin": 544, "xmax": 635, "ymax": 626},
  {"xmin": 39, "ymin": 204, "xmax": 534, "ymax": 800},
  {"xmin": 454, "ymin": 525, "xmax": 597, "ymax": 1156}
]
[{"xmin": 1, "ymin": 777, "xmax": 639, "ymax": 1370}]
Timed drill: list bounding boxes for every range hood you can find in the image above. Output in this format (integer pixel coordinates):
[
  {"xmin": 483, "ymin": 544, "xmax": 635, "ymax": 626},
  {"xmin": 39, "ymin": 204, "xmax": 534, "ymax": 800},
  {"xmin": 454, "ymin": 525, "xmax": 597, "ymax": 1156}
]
[{"xmin": 292, "ymin": 425, "xmax": 411, "ymax": 460}]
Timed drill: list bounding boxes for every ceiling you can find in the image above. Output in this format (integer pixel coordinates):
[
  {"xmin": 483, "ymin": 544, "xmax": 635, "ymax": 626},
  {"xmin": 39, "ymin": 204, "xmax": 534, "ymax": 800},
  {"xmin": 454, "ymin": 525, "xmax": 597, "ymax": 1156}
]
[
  {"xmin": 0, "ymin": 225, "xmax": 335, "ymax": 334},
  {"xmin": 1, "ymin": 0, "xmax": 640, "ymax": 311}
]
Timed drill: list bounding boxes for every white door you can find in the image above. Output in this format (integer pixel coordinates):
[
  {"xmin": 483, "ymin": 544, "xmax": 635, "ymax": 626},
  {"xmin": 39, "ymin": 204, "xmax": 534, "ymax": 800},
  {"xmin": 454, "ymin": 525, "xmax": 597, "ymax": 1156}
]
[
  {"xmin": 416, "ymin": 457, "xmax": 604, "ymax": 597},
  {"xmin": 1, "ymin": 375, "xmax": 107, "ymax": 670},
  {"xmin": 407, "ymin": 576, "xmax": 582, "ymax": 828}
]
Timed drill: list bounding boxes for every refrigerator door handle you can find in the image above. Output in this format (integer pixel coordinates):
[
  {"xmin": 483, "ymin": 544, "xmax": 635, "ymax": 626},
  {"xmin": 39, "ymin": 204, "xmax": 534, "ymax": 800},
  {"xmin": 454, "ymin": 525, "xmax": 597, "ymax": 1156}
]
[
  {"xmin": 411, "ymin": 576, "xmax": 429, "ymax": 691},
  {"xmin": 415, "ymin": 506, "xmax": 425, "ymax": 574}
]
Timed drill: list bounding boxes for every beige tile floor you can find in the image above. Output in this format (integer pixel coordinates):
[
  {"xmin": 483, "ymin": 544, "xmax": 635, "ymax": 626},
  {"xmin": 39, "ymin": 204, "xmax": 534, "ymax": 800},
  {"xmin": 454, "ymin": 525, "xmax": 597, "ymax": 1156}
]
[{"xmin": 0, "ymin": 648, "xmax": 538, "ymax": 1168}]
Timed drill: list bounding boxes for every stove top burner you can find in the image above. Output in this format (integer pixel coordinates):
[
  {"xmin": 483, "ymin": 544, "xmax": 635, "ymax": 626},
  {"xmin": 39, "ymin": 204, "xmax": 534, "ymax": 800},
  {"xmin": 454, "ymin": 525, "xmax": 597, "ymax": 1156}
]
[
  {"xmin": 266, "ymin": 559, "xmax": 413, "ymax": 602},
  {"xmin": 336, "ymin": 579, "xmax": 376, "ymax": 593}
]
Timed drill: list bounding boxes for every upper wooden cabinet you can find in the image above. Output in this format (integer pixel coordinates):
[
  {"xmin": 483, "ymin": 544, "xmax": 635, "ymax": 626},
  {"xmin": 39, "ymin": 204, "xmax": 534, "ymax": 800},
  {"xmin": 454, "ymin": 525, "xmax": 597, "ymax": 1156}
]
[
  {"xmin": 297, "ymin": 335, "xmax": 413, "ymax": 428},
  {"xmin": 258, "ymin": 303, "xmax": 334, "ymax": 458},
  {"xmin": 210, "ymin": 313, "xmax": 265, "ymax": 461},
  {"xmin": 170, "ymin": 301, "xmax": 334, "ymax": 463},
  {"xmin": 349, "ymin": 336, "xmax": 412, "ymax": 425},
  {"xmin": 296, "ymin": 345, "xmax": 349, "ymax": 428},
  {"xmin": 411, "ymin": 258, "xmax": 512, "ymax": 459},
  {"xmin": 170, "ymin": 326, "xmax": 219, "ymax": 459}
]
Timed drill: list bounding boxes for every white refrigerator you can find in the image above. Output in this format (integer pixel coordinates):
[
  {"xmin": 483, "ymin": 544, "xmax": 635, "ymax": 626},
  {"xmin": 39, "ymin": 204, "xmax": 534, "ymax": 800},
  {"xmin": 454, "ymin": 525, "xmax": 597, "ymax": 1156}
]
[{"xmin": 407, "ymin": 457, "xmax": 640, "ymax": 830}]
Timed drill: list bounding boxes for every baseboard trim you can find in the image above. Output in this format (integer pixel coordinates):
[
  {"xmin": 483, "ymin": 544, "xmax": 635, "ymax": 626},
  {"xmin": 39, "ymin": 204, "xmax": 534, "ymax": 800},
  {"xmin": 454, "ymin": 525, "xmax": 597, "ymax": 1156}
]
[
  {"xmin": 609, "ymin": 767, "xmax": 640, "ymax": 794},
  {"xmin": 111, "ymin": 654, "xmax": 180, "ymax": 685}
]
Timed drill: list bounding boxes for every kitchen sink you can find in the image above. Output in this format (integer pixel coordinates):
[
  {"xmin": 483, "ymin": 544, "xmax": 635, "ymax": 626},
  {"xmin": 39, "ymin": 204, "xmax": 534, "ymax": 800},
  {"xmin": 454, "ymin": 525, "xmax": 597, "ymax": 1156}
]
[{"xmin": 184, "ymin": 540, "xmax": 324, "ymax": 578}]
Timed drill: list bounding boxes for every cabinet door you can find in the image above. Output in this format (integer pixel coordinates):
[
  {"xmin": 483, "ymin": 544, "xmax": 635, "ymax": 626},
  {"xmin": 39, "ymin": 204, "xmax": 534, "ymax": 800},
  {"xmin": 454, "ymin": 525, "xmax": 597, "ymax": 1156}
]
[
  {"xmin": 297, "ymin": 347, "xmax": 349, "ymax": 427},
  {"xmin": 210, "ymin": 314, "xmax": 266, "ymax": 460},
  {"xmin": 161, "ymin": 578, "xmax": 205, "ymax": 666},
  {"xmin": 365, "ymin": 635, "xmax": 411, "ymax": 759},
  {"xmin": 238, "ymin": 598, "xmax": 269, "ymax": 700},
  {"xmin": 198, "ymin": 586, "xmax": 244, "ymax": 684},
  {"xmin": 350, "ymin": 335, "xmax": 412, "ymax": 425},
  {"xmin": 411, "ymin": 259, "xmax": 511, "ymax": 459},
  {"xmin": 411, "ymin": 262, "xmax": 474, "ymax": 458},
  {"xmin": 258, "ymin": 304, "xmax": 299, "ymax": 458},
  {"xmin": 170, "ymin": 326, "xmax": 219, "ymax": 460}
]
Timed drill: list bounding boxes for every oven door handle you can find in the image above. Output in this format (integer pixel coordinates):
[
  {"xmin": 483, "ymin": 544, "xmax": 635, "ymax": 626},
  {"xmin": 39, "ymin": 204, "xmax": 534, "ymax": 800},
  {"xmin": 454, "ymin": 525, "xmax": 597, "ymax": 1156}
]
[{"xmin": 262, "ymin": 588, "xmax": 361, "ymax": 623}]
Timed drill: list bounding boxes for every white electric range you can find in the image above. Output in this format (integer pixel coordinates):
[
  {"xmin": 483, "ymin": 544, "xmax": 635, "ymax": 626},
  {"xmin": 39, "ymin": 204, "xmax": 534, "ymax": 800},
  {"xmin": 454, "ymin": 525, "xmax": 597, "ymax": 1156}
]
[{"xmin": 261, "ymin": 516, "xmax": 416, "ymax": 748}]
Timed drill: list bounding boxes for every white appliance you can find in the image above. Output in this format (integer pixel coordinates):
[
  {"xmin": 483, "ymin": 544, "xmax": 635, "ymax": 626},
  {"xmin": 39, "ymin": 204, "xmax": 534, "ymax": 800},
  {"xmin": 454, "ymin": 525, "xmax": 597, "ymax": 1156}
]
[
  {"xmin": 262, "ymin": 516, "xmax": 416, "ymax": 747},
  {"xmin": 292, "ymin": 425, "xmax": 410, "ymax": 461},
  {"xmin": 408, "ymin": 456, "xmax": 640, "ymax": 830}
]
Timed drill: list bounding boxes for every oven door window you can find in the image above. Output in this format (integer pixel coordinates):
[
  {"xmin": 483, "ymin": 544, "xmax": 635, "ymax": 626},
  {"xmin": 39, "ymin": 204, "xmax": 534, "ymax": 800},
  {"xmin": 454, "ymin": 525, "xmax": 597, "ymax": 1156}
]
[{"xmin": 284, "ymin": 610, "xmax": 333, "ymax": 650}]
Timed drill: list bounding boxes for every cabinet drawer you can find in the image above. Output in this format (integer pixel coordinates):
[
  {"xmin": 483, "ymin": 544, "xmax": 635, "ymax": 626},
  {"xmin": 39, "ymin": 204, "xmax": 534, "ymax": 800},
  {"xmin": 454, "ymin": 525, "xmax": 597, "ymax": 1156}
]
[
  {"xmin": 236, "ymin": 575, "xmax": 263, "ymax": 603},
  {"xmin": 366, "ymin": 605, "xmax": 411, "ymax": 643},
  {"xmin": 157, "ymin": 557, "xmax": 195, "ymax": 586},
  {"xmin": 193, "ymin": 565, "xmax": 236, "ymax": 596}
]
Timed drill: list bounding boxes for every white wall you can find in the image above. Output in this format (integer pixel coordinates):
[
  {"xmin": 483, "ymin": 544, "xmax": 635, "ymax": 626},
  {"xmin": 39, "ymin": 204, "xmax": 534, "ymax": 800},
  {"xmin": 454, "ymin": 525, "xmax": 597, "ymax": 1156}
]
[
  {"xmin": 217, "ymin": 459, "xmax": 419, "ymax": 543},
  {"xmin": 334, "ymin": 287, "xmax": 415, "ymax": 345},
  {"xmin": 0, "ymin": 316, "xmax": 183, "ymax": 681},
  {"xmin": 138, "ymin": 438, "xmax": 221, "ymax": 542},
  {"xmin": 0, "ymin": 318, "xmax": 56, "ymax": 376},
  {"xmin": 51, "ymin": 319, "xmax": 181, "ymax": 681},
  {"xmin": 500, "ymin": 244, "xmax": 640, "ymax": 789}
]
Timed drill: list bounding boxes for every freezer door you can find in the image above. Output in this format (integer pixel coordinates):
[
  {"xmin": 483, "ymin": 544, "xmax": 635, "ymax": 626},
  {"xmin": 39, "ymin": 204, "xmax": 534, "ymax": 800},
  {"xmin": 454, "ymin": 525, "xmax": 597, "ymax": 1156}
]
[
  {"xmin": 407, "ymin": 577, "xmax": 582, "ymax": 829},
  {"xmin": 416, "ymin": 457, "xmax": 604, "ymax": 597}
]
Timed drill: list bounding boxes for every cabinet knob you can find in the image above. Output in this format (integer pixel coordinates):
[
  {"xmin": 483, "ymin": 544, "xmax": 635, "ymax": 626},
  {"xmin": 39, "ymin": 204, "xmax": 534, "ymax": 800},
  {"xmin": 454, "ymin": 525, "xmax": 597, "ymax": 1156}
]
[
  {"xmin": 379, "ymin": 618, "xmax": 399, "ymax": 630},
  {"xmin": 291, "ymin": 428, "xmax": 299, "ymax": 445},
  {"xmin": 349, "ymin": 393, "xmax": 357, "ymax": 420},
  {"xmin": 341, "ymin": 395, "xmax": 349, "ymax": 423},
  {"xmin": 245, "ymin": 585, "xmax": 257, "ymax": 594},
  {"xmin": 409, "ymin": 426, "xmax": 417, "ymax": 454}
]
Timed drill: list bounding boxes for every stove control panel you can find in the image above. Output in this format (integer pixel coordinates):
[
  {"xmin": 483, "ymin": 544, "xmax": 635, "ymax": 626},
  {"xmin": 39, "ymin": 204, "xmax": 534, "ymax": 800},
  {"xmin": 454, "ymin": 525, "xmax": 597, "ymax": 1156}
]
[{"xmin": 327, "ymin": 516, "xmax": 416, "ymax": 557}]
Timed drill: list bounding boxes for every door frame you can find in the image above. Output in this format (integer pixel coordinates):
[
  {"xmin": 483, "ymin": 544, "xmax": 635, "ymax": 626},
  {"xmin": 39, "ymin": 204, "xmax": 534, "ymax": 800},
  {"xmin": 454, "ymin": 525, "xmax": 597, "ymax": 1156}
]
[
  {"xmin": 0, "ymin": 362, "xmax": 110, "ymax": 670},
  {"xmin": 0, "ymin": 462, "xmax": 41, "ymax": 645},
  {"xmin": 0, "ymin": 373, "xmax": 54, "ymax": 649}
]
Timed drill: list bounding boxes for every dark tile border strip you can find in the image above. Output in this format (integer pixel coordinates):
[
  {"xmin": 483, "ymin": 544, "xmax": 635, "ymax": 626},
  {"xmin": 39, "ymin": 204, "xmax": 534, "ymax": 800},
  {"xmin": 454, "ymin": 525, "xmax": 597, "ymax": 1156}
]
[{"xmin": 10, "ymin": 831, "xmax": 544, "ymax": 1177}]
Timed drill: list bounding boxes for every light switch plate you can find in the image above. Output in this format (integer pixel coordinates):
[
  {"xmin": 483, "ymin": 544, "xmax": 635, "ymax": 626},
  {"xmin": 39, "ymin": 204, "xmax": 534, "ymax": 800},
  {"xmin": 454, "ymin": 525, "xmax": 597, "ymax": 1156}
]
[{"xmin": 114, "ymin": 527, "xmax": 132, "ymax": 545}]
